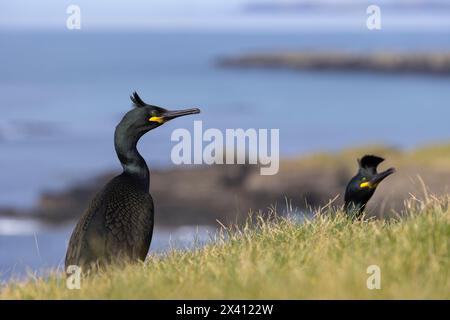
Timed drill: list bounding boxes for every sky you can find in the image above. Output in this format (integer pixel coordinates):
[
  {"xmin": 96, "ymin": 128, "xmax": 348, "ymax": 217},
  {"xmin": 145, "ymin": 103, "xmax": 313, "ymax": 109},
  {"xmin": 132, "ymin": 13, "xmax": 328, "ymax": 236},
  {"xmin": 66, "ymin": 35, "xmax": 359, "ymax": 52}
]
[{"xmin": 1, "ymin": 0, "xmax": 450, "ymax": 31}]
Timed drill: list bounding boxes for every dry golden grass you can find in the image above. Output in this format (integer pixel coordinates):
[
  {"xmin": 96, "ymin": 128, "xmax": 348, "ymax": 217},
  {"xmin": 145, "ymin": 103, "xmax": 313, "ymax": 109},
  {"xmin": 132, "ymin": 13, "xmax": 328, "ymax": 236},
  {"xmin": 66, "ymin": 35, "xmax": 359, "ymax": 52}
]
[{"xmin": 1, "ymin": 195, "xmax": 449, "ymax": 299}]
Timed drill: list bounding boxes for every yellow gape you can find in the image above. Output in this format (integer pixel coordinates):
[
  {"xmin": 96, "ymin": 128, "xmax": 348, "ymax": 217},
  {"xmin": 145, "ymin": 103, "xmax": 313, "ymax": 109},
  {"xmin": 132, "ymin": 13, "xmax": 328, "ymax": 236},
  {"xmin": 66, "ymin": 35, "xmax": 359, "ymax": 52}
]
[
  {"xmin": 149, "ymin": 116, "xmax": 164, "ymax": 124},
  {"xmin": 360, "ymin": 181, "xmax": 378, "ymax": 189},
  {"xmin": 360, "ymin": 181, "xmax": 371, "ymax": 188}
]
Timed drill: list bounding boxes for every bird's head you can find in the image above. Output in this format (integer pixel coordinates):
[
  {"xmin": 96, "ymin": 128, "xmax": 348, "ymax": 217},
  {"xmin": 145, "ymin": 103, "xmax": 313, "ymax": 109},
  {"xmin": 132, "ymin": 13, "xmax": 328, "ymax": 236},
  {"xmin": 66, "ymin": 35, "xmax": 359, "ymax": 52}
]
[
  {"xmin": 355, "ymin": 155, "xmax": 396, "ymax": 191},
  {"xmin": 344, "ymin": 155, "xmax": 395, "ymax": 215},
  {"xmin": 118, "ymin": 92, "xmax": 200, "ymax": 135}
]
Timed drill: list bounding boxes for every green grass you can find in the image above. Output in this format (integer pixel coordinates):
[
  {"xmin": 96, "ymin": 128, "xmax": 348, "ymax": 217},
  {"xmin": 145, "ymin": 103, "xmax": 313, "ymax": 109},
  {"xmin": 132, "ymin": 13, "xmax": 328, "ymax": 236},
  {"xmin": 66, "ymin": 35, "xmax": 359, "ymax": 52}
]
[{"xmin": 1, "ymin": 196, "xmax": 449, "ymax": 299}]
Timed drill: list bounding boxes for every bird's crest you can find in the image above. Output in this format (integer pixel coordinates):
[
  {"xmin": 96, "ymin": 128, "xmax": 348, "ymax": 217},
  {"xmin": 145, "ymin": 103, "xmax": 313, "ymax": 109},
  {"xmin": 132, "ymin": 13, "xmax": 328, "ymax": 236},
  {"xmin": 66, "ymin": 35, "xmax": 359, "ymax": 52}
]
[
  {"xmin": 130, "ymin": 91, "xmax": 148, "ymax": 108},
  {"xmin": 358, "ymin": 155, "xmax": 384, "ymax": 169}
]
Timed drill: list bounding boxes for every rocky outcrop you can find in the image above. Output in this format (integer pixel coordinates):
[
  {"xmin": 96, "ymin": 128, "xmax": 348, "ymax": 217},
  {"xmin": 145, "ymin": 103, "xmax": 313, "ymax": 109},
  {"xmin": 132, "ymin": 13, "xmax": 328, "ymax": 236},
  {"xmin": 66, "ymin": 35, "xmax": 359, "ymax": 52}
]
[
  {"xmin": 1, "ymin": 145, "xmax": 449, "ymax": 226},
  {"xmin": 218, "ymin": 51, "xmax": 450, "ymax": 75}
]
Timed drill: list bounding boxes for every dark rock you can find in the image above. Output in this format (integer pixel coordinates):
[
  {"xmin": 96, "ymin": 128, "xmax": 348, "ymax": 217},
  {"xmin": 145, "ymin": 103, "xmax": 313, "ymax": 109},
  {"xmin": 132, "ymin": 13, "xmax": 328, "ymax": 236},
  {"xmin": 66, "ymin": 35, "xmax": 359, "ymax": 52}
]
[{"xmin": 217, "ymin": 51, "xmax": 450, "ymax": 75}]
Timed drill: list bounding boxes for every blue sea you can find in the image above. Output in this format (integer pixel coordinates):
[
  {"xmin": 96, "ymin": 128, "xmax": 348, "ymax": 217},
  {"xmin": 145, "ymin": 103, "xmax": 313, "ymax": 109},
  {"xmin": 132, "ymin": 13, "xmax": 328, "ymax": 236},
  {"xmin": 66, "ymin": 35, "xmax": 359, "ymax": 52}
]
[
  {"xmin": 1, "ymin": 31, "xmax": 450, "ymax": 281},
  {"xmin": 1, "ymin": 31, "xmax": 450, "ymax": 208}
]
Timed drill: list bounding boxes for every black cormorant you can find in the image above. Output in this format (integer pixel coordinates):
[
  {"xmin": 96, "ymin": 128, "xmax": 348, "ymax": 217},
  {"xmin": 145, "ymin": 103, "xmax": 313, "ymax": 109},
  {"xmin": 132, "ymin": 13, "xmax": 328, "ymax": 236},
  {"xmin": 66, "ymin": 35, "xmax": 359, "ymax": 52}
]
[
  {"xmin": 65, "ymin": 92, "xmax": 200, "ymax": 271},
  {"xmin": 344, "ymin": 155, "xmax": 395, "ymax": 218}
]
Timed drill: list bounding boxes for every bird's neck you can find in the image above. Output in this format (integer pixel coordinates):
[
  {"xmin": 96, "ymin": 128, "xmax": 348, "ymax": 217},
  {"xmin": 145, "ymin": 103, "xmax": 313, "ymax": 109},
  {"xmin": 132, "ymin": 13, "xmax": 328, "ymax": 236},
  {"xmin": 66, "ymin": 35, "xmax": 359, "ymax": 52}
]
[{"xmin": 114, "ymin": 128, "xmax": 149, "ymax": 190}]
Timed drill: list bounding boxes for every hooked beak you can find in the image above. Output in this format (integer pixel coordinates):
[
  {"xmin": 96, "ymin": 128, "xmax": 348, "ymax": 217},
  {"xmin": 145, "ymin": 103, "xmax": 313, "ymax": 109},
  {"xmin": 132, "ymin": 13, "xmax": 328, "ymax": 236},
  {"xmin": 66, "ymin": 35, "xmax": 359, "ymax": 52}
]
[
  {"xmin": 370, "ymin": 167, "xmax": 396, "ymax": 187},
  {"xmin": 163, "ymin": 108, "xmax": 200, "ymax": 121}
]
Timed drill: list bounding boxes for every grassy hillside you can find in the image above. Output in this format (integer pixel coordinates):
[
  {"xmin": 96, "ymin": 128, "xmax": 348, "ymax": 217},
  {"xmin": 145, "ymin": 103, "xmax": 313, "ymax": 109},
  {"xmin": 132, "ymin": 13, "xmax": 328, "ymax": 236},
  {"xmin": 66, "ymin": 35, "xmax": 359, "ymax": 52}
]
[{"xmin": 1, "ymin": 196, "xmax": 449, "ymax": 299}]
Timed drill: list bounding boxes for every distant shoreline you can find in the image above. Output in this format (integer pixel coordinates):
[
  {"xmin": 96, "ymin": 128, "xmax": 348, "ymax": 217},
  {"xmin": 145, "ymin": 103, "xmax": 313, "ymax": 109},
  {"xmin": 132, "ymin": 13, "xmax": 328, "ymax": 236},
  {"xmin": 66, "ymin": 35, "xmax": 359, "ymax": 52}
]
[
  {"xmin": 217, "ymin": 51, "xmax": 450, "ymax": 75},
  {"xmin": 1, "ymin": 144, "xmax": 449, "ymax": 227}
]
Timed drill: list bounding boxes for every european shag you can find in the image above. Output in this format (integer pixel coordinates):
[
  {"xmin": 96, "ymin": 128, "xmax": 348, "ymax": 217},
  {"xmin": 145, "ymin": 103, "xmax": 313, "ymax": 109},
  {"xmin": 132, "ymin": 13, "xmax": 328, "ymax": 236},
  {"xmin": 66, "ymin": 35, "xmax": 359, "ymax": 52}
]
[
  {"xmin": 65, "ymin": 92, "xmax": 200, "ymax": 271},
  {"xmin": 344, "ymin": 155, "xmax": 395, "ymax": 218}
]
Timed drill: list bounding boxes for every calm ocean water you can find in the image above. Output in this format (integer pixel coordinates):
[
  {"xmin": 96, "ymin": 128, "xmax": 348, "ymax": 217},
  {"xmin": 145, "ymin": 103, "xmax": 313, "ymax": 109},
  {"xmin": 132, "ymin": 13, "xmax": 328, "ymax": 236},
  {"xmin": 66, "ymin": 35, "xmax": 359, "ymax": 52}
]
[
  {"xmin": 1, "ymin": 31, "xmax": 450, "ymax": 280},
  {"xmin": 1, "ymin": 31, "xmax": 450, "ymax": 208}
]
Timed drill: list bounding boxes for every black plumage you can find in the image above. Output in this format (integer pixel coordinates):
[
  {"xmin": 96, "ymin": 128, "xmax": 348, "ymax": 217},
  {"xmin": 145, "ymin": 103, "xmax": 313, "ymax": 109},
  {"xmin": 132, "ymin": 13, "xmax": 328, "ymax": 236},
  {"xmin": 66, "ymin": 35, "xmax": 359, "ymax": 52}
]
[
  {"xmin": 65, "ymin": 92, "xmax": 200, "ymax": 271},
  {"xmin": 344, "ymin": 155, "xmax": 395, "ymax": 218}
]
